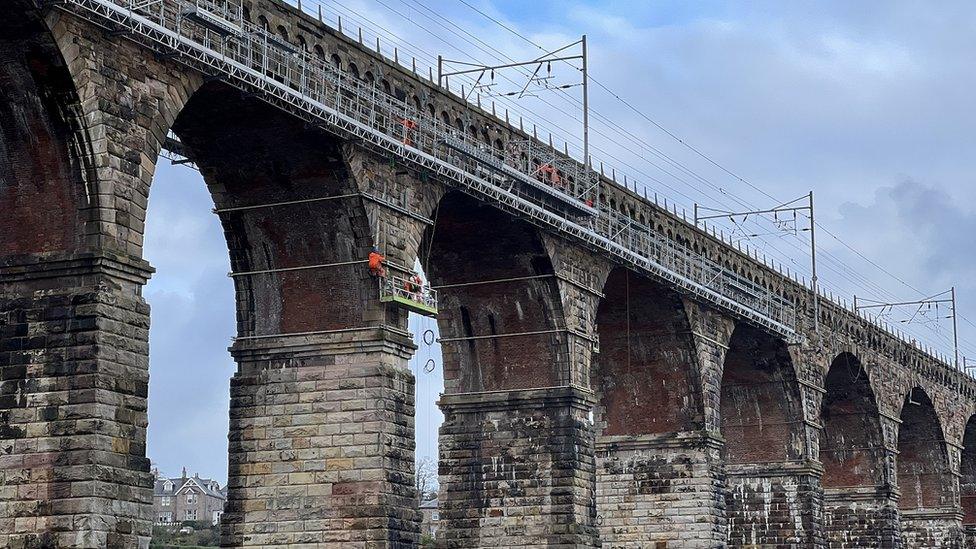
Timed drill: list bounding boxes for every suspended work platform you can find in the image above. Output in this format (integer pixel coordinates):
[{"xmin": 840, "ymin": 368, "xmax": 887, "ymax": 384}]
[
  {"xmin": 380, "ymin": 274, "xmax": 439, "ymax": 317},
  {"xmin": 63, "ymin": 0, "xmax": 800, "ymax": 342}
]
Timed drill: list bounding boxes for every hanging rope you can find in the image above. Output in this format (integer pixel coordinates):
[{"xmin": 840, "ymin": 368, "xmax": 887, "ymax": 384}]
[
  {"xmin": 626, "ymin": 269, "xmax": 632, "ymax": 371},
  {"xmin": 423, "ymin": 198, "xmax": 442, "ymax": 275}
]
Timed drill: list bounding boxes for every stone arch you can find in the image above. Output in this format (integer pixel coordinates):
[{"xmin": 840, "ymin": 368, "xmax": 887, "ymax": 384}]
[
  {"xmin": 172, "ymin": 81, "xmax": 379, "ymax": 336},
  {"xmin": 720, "ymin": 323, "xmax": 805, "ymax": 463},
  {"xmin": 169, "ymin": 80, "xmax": 424, "ymax": 545},
  {"xmin": 720, "ymin": 322, "xmax": 811, "ymax": 545},
  {"xmin": 897, "ymin": 387, "xmax": 953, "ymax": 510},
  {"xmin": 962, "ymin": 414, "xmax": 976, "ymax": 541},
  {"xmin": 0, "ymin": 1, "xmax": 93, "ymax": 256},
  {"xmin": 424, "ymin": 192, "xmax": 595, "ymax": 546},
  {"xmin": 591, "ymin": 267, "xmax": 702, "ymax": 436},
  {"xmin": 590, "ymin": 267, "xmax": 709, "ymax": 545},
  {"xmin": 423, "ymin": 191, "xmax": 568, "ymax": 393},
  {"xmin": 819, "ymin": 352, "xmax": 893, "ymax": 547},
  {"xmin": 820, "ymin": 352, "xmax": 885, "ymax": 487}
]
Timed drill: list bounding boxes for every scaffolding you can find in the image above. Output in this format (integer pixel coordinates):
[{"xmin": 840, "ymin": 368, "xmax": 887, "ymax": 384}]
[{"xmin": 58, "ymin": 0, "xmax": 800, "ymax": 342}]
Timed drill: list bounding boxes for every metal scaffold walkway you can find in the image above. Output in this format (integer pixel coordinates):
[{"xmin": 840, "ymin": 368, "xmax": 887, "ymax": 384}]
[{"xmin": 56, "ymin": 0, "xmax": 800, "ymax": 342}]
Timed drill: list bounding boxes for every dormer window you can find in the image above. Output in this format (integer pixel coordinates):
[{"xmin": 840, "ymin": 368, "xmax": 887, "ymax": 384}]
[{"xmin": 163, "ymin": 481, "xmax": 173, "ymax": 492}]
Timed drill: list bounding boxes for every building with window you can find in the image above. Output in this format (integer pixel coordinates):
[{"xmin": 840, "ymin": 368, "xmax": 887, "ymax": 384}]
[
  {"xmin": 420, "ymin": 497, "xmax": 439, "ymax": 538},
  {"xmin": 153, "ymin": 468, "xmax": 227, "ymax": 526}
]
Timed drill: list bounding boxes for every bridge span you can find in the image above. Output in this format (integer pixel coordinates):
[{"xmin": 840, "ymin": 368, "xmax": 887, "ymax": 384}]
[{"xmin": 2, "ymin": 0, "xmax": 976, "ymax": 547}]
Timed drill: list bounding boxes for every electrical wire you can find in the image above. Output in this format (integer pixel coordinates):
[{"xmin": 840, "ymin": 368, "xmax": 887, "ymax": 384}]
[
  {"xmin": 447, "ymin": 0, "xmax": 972, "ymax": 358},
  {"xmin": 287, "ymin": 0, "xmax": 970, "ymax": 361}
]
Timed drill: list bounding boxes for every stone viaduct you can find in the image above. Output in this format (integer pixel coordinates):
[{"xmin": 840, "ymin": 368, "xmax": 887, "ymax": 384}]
[{"xmin": 2, "ymin": 0, "xmax": 976, "ymax": 547}]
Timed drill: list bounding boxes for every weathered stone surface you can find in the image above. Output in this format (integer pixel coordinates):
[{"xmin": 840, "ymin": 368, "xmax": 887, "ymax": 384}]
[
  {"xmin": 224, "ymin": 329, "xmax": 419, "ymax": 548},
  {"xmin": 0, "ymin": 253, "xmax": 155, "ymax": 549},
  {"xmin": 5, "ymin": 1, "xmax": 976, "ymax": 548}
]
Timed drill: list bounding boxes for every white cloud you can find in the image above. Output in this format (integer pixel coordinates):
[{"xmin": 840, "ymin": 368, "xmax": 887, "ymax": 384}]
[{"xmin": 143, "ymin": 0, "xmax": 976, "ymax": 480}]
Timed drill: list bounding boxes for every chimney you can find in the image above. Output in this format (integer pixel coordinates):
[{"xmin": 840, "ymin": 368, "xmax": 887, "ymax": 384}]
[{"xmin": 182, "ymin": 467, "xmax": 187, "ymax": 480}]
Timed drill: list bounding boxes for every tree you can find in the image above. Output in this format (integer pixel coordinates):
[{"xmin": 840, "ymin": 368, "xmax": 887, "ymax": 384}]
[{"xmin": 415, "ymin": 456, "xmax": 438, "ymax": 503}]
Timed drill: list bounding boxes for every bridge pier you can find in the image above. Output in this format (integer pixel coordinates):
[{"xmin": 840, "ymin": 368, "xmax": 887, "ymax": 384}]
[
  {"xmin": 593, "ymin": 434, "xmax": 725, "ymax": 547},
  {"xmin": 588, "ymin": 269, "xmax": 726, "ymax": 547},
  {"xmin": 899, "ymin": 509, "xmax": 963, "ymax": 548},
  {"xmin": 427, "ymin": 197, "xmax": 601, "ymax": 548},
  {"xmin": 438, "ymin": 387, "xmax": 598, "ymax": 548},
  {"xmin": 0, "ymin": 4, "xmax": 196, "ymax": 546},
  {"xmin": 719, "ymin": 324, "xmax": 825, "ymax": 547},
  {"xmin": 0, "ymin": 254, "xmax": 155, "ymax": 548},
  {"xmin": 823, "ymin": 487, "xmax": 900, "ymax": 547},
  {"xmin": 223, "ymin": 328, "xmax": 418, "ymax": 547},
  {"xmin": 725, "ymin": 462, "xmax": 825, "ymax": 546}
]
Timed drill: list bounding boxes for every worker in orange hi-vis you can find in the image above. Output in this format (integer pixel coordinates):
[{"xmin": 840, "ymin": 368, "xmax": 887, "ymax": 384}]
[
  {"xmin": 400, "ymin": 118, "xmax": 417, "ymax": 146},
  {"xmin": 368, "ymin": 246, "xmax": 386, "ymax": 278},
  {"xmin": 536, "ymin": 164, "xmax": 564, "ymax": 189},
  {"xmin": 404, "ymin": 272, "xmax": 423, "ymax": 300}
]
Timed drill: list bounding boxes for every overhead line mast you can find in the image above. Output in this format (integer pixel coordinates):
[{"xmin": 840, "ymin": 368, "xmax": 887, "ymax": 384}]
[
  {"xmin": 695, "ymin": 192, "xmax": 819, "ymax": 333},
  {"xmin": 854, "ymin": 288, "xmax": 961, "ymax": 369},
  {"xmin": 437, "ymin": 36, "xmax": 590, "ymax": 168}
]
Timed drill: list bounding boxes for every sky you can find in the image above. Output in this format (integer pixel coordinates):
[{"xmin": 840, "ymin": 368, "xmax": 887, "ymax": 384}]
[{"xmin": 144, "ymin": 0, "xmax": 976, "ymax": 483}]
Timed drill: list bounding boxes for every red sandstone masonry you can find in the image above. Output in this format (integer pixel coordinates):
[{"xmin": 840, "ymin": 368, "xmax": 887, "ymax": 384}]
[{"xmin": 7, "ymin": 1, "xmax": 976, "ymax": 547}]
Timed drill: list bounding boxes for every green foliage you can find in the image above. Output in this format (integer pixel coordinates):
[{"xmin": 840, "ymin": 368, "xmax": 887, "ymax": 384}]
[{"xmin": 150, "ymin": 523, "xmax": 219, "ymax": 548}]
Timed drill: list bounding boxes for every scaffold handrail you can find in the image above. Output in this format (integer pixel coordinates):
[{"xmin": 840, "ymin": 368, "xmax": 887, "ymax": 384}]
[
  {"xmin": 381, "ymin": 274, "xmax": 438, "ymax": 317},
  {"xmin": 55, "ymin": 0, "xmax": 800, "ymax": 341}
]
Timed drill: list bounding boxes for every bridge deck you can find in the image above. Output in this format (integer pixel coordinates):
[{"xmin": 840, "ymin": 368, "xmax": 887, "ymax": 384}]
[{"xmin": 57, "ymin": 0, "xmax": 930, "ymax": 352}]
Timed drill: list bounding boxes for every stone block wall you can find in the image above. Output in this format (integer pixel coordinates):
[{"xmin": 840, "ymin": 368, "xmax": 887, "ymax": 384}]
[
  {"xmin": 438, "ymin": 388, "xmax": 598, "ymax": 549},
  {"xmin": 823, "ymin": 489, "xmax": 900, "ymax": 548},
  {"xmin": 224, "ymin": 328, "xmax": 418, "ymax": 547},
  {"xmin": 594, "ymin": 435, "xmax": 724, "ymax": 548},
  {"xmin": 725, "ymin": 465, "xmax": 824, "ymax": 547},
  {"xmin": 0, "ymin": 254, "xmax": 155, "ymax": 549}
]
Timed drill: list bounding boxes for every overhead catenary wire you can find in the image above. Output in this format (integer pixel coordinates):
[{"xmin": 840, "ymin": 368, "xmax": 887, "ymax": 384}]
[
  {"xmin": 298, "ymin": 2, "xmax": 916, "ymax": 324},
  {"xmin": 325, "ymin": 0, "xmax": 904, "ymax": 310},
  {"xmin": 445, "ymin": 0, "xmax": 970, "ymax": 354},
  {"xmin": 386, "ymin": 0, "xmax": 905, "ymax": 319},
  {"xmin": 288, "ymin": 0, "xmax": 970, "ymax": 361}
]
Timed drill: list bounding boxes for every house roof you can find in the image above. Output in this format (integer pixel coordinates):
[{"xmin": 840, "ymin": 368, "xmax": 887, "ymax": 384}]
[
  {"xmin": 420, "ymin": 497, "xmax": 438, "ymax": 509},
  {"xmin": 154, "ymin": 474, "xmax": 226, "ymax": 500}
]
